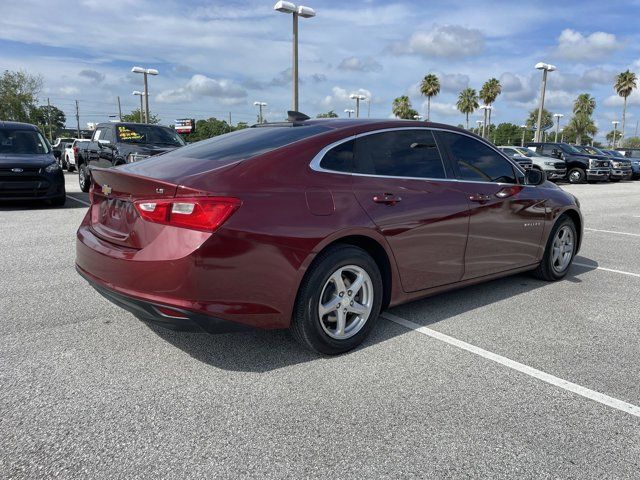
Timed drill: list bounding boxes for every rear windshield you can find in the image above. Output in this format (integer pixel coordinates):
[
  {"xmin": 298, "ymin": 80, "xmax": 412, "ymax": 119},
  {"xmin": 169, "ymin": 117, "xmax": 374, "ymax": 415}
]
[
  {"xmin": 165, "ymin": 125, "xmax": 330, "ymax": 162},
  {"xmin": 0, "ymin": 128, "xmax": 51, "ymax": 154},
  {"xmin": 116, "ymin": 124, "xmax": 185, "ymax": 147}
]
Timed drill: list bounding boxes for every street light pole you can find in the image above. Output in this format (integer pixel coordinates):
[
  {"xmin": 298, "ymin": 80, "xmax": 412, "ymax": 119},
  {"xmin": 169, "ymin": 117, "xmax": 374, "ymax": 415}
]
[
  {"xmin": 349, "ymin": 93, "xmax": 366, "ymax": 118},
  {"xmin": 553, "ymin": 113, "xmax": 564, "ymax": 142},
  {"xmin": 479, "ymin": 105, "xmax": 491, "ymax": 138},
  {"xmin": 132, "ymin": 66, "xmax": 158, "ymax": 124},
  {"xmin": 253, "ymin": 101, "xmax": 267, "ymax": 124},
  {"xmin": 344, "ymin": 109, "xmax": 354, "ymax": 118},
  {"xmin": 476, "ymin": 120, "xmax": 483, "ymax": 136},
  {"xmin": 520, "ymin": 124, "xmax": 527, "ymax": 147},
  {"xmin": 274, "ymin": 2, "xmax": 315, "ymax": 112},
  {"xmin": 133, "ymin": 91, "xmax": 145, "ymax": 122},
  {"xmin": 612, "ymin": 121, "xmax": 620, "ymax": 148},
  {"xmin": 534, "ymin": 62, "xmax": 556, "ymax": 142}
]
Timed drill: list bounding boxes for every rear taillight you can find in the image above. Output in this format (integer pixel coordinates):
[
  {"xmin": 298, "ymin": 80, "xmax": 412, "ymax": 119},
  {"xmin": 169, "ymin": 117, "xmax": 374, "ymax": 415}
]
[
  {"xmin": 89, "ymin": 182, "xmax": 96, "ymax": 204},
  {"xmin": 133, "ymin": 197, "xmax": 240, "ymax": 232},
  {"xmin": 73, "ymin": 146, "xmax": 78, "ymax": 155}
]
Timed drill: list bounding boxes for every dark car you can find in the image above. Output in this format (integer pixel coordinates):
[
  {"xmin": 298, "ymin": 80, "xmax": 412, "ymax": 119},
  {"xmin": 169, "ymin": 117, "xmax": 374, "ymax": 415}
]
[
  {"xmin": 77, "ymin": 122, "xmax": 185, "ymax": 192},
  {"xmin": 0, "ymin": 121, "xmax": 65, "ymax": 205},
  {"xmin": 572, "ymin": 145, "xmax": 631, "ymax": 181},
  {"xmin": 525, "ymin": 142, "xmax": 610, "ymax": 184},
  {"xmin": 76, "ymin": 119, "xmax": 582, "ymax": 354},
  {"xmin": 615, "ymin": 148, "xmax": 640, "ymax": 180}
]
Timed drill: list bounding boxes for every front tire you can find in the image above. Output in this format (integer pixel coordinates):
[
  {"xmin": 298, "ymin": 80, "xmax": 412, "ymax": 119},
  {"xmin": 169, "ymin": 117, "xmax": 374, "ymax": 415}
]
[
  {"xmin": 291, "ymin": 245, "xmax": 383, "ymax": 355},
  {"xmin": 78, "ymin": 163, "xmax": 91, "ymax": 192},
  {"xmin": 567, "ymin": 167, "xmax": 586, "ymax": 184},
  {"xmin": 533, "ymin": 215, "xmax": 577, "ymax": 281}
]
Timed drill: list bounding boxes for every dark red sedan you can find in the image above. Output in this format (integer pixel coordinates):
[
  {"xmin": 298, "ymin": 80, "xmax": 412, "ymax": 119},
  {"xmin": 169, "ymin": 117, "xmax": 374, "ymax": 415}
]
[{"xmin": 76, "ymin": 119, "xmax": 582, "ymax": 354}]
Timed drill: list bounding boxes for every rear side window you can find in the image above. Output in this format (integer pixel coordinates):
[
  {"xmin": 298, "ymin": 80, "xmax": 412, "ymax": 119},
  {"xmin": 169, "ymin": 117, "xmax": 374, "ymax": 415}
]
[
  {"xmin": 320, "ymin": 139, "xmax": 354, "ymax": 172},
  {"xmin": 354, "ymin": 130, "xmax": 446, "ymax": 178},
  {"xmin": 437, "ymin": 131, "xmax": 516, "ymax": 184}
]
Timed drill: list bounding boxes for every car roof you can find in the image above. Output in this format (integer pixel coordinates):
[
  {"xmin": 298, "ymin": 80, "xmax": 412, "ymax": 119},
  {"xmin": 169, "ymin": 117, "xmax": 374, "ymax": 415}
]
[{"xmin": 0, "ymin": 120, "xmax": 38, "ymax": 130}]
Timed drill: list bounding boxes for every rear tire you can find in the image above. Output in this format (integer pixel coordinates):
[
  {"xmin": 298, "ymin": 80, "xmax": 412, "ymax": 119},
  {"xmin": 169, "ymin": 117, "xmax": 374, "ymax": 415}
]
[
  {"xmin": 567, "ymin": 167, "xmax": 586, "ymax": 184},
  {"xmin": 78, "ymin": 163, "xmax": 91, "ymax": 192},
  {"xmin": 291, "ymin": 245, "xmax": 383, "ymax": 355},
  {"xmin": 533, "ymin": 215, "xmax": 577, "ymax": 281}
]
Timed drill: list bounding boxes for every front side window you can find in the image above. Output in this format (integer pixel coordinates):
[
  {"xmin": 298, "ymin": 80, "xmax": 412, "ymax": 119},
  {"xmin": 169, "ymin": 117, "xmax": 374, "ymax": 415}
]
[
  {"xmin": 437, "ymin": 131, "xmax": 516, "ymax": 184},
  {"xmin": 0, "ymin": 128, "xmax": 50, "ymax": 154},
  {"xmin": 353, "ymin": 130, "xmax": 446, "ymax": 179}
]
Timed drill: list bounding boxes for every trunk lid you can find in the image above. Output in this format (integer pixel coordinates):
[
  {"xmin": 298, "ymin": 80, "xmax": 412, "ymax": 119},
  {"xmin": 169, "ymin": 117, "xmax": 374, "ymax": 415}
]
[{"xmin": 89, "ymin": 167, "xmax": 179, "ymax": 249}]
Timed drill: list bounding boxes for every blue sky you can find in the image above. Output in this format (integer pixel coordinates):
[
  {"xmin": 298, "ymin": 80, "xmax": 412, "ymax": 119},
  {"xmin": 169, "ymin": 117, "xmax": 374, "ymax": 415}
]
[{"xmin": 2, "ymin": 0, "xmax": 640, "ymax": 139}]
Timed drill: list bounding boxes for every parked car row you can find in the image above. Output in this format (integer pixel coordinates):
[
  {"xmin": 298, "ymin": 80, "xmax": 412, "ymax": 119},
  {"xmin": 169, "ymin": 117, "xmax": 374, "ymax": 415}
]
[{"xmin": 499, "ymin": 142, "xmax": 636, "ymax": 184}]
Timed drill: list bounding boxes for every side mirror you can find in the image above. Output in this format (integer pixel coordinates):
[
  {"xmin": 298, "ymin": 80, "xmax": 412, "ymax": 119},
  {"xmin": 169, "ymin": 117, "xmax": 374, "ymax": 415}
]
[{"xmin": 525, "ymin": 169, "xmax": 545, "ymax": 186}]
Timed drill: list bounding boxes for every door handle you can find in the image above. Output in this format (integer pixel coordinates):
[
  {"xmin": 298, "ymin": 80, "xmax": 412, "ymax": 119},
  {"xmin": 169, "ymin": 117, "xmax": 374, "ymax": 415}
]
[
  {"xmin": 373, "ymin": 193, "xmax": 402, "ymax": 205},
  {"xmin": 469, "ymin": 193, "xmax": 492, "ymax": 203}
]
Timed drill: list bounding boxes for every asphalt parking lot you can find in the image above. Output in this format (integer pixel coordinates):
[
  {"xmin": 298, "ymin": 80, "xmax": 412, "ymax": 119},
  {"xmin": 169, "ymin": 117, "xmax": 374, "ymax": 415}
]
[{"xmin": 1, "ymin": 173, "xmax": 639, "ymax": 479}]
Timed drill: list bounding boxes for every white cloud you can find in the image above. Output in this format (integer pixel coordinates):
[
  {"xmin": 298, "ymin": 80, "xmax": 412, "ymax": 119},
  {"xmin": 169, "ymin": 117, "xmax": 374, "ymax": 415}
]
[
  {"xmin": 399, "ymin": 25, "xmax": 484, "ymax": 58},
  {"xmin": 554, "ymin": 29, "xmax": 620, "ymax": 61},
  {"xmin": 603, "ymin": 89, "xmax": 640, "ymax": 108},
  {"xmin": 156, "ymin": 74, "xmax": 247, "ymax": 105},
  {"xmin": 59, "ymin": 86, "xmax": 79, "ymax": 95},
  {"xmin": 321, "ymin": 87, "xmax": 372, "ymax": 109},
  {"xmin": 423, "ymin": 101, "xmax": 458, "ymax": 117},
  {"xmin": 338, "ymin": 57, "xmax": 383, "ymax": 73},
  {"xmin": 78, "ymin": 69, "xmax": 105, "ymax": 82}
]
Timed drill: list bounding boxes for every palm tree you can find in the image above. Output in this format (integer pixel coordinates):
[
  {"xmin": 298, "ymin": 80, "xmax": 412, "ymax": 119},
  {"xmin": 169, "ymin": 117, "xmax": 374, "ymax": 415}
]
[
  {"xmin": 573, "ymin": 93, "xmax": 596, "ymax": 116},
  {"xmin": 456, "ymin": 88, "xmax": 479, "ymax": 130},
  {"xmin": 419, "ymin": 74, "xmax": 440, "ymax": 121},
  {"xmin": 569, "ymin": 113, "xmax": 597, "ymax": 145},
  {"xmin": 614, "ymin": 70, "xmax": 638, "ymax": 139},
  {"xmin": 479, "ymin": 78, "xmax": 502, "ymax": 130},
  {"xmin": 392, "ymin": 95, "xmax": 418, "ymax": 120}
]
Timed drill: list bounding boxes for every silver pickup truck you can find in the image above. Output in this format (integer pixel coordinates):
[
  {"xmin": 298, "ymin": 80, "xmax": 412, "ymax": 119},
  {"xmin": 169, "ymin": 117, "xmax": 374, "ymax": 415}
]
[{"xmin": 498, "ymin": 146, "xmax": 567, "ymax": 181}]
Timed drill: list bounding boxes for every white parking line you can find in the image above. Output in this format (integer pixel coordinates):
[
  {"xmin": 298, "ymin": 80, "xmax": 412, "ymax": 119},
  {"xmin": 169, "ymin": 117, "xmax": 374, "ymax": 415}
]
[
  {"xmin": 381, "ymin": 312, "xmax": 640, "ymax": 419},
  {"xmin": 585, "ymin": 228, "xmax": 640, "ymax": 238},
  {"xmin": 66, "ymin": 195, "xmax": 90, "ymax": 207},
  {"xmin": 573, "ymin": 262, "xmax": 640, "ymax": 278}
]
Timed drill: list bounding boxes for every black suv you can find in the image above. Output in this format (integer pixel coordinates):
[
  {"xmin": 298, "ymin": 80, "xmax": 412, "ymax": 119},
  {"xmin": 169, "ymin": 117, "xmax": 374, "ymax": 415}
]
[
  {"xmin": 525, "ymin": 142, "xmax": 610, "ymax": 184},
  {"xmin": 0, "ymin": 121, "xmax": 65, "ymax": 205},
  {"xmin": 77, "ymin": 122, "xmax": 186, "ymax": 192}
]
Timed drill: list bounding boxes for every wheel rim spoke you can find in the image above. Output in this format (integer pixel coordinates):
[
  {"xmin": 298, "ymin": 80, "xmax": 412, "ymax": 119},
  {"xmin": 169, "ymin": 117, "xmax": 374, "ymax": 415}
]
[
  {"xmin": 319, "ymin": 296, "xmax": 341, "ymax": 316},
  {"xmin": 348, "ymin": 301, "xmax": 368, "ymax": 316}
]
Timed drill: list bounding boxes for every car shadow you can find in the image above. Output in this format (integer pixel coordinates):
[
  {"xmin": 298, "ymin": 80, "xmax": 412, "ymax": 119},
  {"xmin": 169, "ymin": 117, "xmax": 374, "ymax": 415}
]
[
  {"xmin": 147, "ymin": 258, "xmax": 599, "ymax": 373},
  {"xmin": 0, "ymin": 194, "xmax": 89, "ymax": 211}
]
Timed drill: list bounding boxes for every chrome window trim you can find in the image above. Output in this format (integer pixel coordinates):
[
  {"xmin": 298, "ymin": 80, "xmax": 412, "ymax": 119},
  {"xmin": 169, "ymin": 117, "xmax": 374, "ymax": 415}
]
[{"xmin": 309, "ymin": 126, "xmax": 526, "ymax": 186}]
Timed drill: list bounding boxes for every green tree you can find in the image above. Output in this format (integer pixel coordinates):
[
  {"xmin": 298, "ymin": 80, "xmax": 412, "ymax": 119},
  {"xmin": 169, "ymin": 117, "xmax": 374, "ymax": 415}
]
[
  {"xmin": 479, "ymin": 78, "xmax": 501, "ymax": 132},
  {"xmin": 316, "ymin": 110, "xmax": 339, "ymax": 118},
  {"xmin": 456, "ymin": 88, "xmax": 479, "ymax": 130},
  {"xmin": 184, "ymin": 117, "xmax": 232, "ymax": 142},
  {"xmin": 0, "ymin": 70, "xmax": 43, "ymax": 122},
  {"xmin": 622, "ymin": 137, "xmax": 640, "ymax": 148},
  {"xmin": 392, "ymin": 95, "xmax": 418, "ymax": 119},
  {"xmin": 614, "ymin": 70, "xmax": 638, "ymax": 139},
  {"xmin": 567, "ymin": 113, "xmax": 597, "ymax": 145},
  {"xmin": 491, "ymin": 123, "xmax": 526, "ymax": 146},
  {"xmin": 419, "ymin": 74, "xmax": 440, "ymax": 121},
  {"xmin": 30, "ymin": 105, "xmax": 66, "ymax": 140},
  {"xmin": 526, "ymin": 108, "xmax": 553, "ymax": 132},
  {"xmin": 605, "ymin": 129, "xmax": 623, "ymax": 147},
  {"xmin": 573, "ymin": 93, "xmax": 596, "ymax": 116},
  {"xmin": 122, "ymin": 108, "xmax": 160, "ymax": 124}
]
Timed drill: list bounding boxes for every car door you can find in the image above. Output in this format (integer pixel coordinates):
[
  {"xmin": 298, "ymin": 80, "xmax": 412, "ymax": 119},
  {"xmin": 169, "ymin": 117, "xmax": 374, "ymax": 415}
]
[
  {"xmin": 350, "ymin": 129, "xmax": 470, "ymax": 292},
  {"xmin": 435, "ymin": 131, "xmax": 547, "ymax": 279}
]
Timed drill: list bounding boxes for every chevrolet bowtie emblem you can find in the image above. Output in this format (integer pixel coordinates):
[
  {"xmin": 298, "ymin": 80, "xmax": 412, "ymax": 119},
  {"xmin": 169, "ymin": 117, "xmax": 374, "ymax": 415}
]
[{"xmin": 102, "ymin": 184, "xmax": 112, "ymax": 195}]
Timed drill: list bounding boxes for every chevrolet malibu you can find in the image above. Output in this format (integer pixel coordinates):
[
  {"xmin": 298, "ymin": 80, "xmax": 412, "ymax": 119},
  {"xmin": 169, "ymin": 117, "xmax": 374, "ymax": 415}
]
[{"xmin": 76, "ymin": 119, "xmax": 582, "ymax": 354}]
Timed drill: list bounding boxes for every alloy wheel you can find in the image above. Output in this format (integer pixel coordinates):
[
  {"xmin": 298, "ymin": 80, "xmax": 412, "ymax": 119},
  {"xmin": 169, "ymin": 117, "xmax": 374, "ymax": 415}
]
[
  {"xmin": 318, "ymin": 265, "xmax": 373, "ymax": 340},
  {"xmin": 551, "ymin": 225, "xmax": 574, "ymax": 273}
]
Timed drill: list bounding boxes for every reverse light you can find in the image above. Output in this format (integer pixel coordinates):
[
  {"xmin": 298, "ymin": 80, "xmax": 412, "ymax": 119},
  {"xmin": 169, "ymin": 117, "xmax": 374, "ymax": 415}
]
[{"xmin": 134, "ymin": 197, "xmax": 241, "ymax": 232}]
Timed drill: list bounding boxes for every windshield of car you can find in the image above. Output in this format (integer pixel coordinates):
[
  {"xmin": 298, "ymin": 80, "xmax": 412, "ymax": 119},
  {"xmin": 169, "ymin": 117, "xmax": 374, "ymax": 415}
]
[
  {"xmin": 115, "ymin": 124, "xmax": 186, "ymax": 146},
  {"xmin": 561, "ymin": 144, "xmax": 582, "ymax": 154},
  {"xmin": 0, "ymin": 128, "xmax": 51, "ymax": 154},
  {"xmin": 582, "ymin": 146, "xmax": 605, "ymax": 156},
  {"xmin": 514, "ymin": 147, "xmax": 540, "ymax": 157}
]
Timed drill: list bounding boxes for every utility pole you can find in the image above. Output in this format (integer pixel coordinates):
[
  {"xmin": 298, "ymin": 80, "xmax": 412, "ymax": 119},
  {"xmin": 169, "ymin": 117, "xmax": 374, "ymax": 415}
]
[
  {"xmin": 75, "ymin": 100, "xmax": 80, "ymax": 138},
  {"xmin": 228, "ymin": 112, "xmax": 232, "ymax": 132},
  {"xmin": 635, "ymin": 120, "xmax": 639, "ymax": 138},
  {"xmin": 117, "ymin": 96, "xmax": 123, "ymax": 121},
  {"xmin": 47, "ymin": 97, "xmax": 53, "ymax": 141}
]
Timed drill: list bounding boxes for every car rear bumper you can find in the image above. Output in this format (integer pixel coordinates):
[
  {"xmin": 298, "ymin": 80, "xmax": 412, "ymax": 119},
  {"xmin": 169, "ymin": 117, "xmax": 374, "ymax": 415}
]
[{"xmin": 77, "ymin": 265, "xmax": 252, "ymax": 333}]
